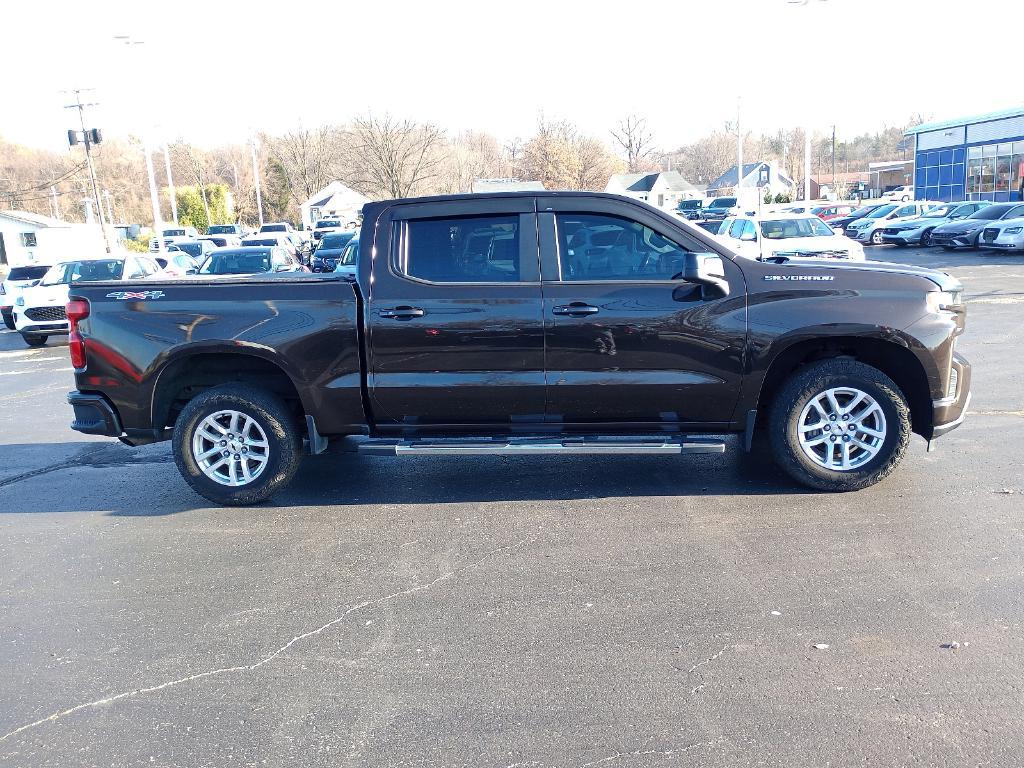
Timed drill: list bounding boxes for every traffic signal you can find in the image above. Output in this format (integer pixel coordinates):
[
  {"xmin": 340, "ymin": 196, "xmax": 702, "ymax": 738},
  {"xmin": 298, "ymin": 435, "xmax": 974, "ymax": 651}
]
[
  {"xmin": 89, "ymin": 128, "xmax": 102, "ymax": 145},
  {"xmin": 68, "ymin": 129, "xmax": 79, "ymax": 146}
]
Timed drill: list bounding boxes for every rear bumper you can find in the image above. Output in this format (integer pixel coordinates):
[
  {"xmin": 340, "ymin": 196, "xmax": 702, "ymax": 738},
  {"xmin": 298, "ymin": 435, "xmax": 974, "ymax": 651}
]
[
  {"xmin": 930, "ymin": 353, "xmax": 972, "ymax": 439},
  {"xmin": 68, "ymin": 391, "xmax": 123, "ymax": 436}
]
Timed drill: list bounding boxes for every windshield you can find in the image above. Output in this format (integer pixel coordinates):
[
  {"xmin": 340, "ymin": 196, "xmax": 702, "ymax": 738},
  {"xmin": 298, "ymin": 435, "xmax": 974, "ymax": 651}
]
[
  {"xmin": 847, "ymin": 205, "xmax": 879, "ymax": 220},
  {"xmin": 175, "ymin": 242, "xmax": 204, "ymax": 257},
  {"xmin": 40, "ymin": 259, "xmax": 124, "ymax": 285},
  {"xmin": 337, "ymin": 241, "xmax": 359, "ymax": 267},
  {"xmin": 864, "ymin": 204, "xmax": 897, "ymax": 219},
  {"xmin": 922, "ymin": 205, "xmax": 957, "ymax": 218},
  {"xmin": 7, "ymin": 266, "xmax": 51, "ymax": 282},
  {"xmin": 162, "ymin": 229, "xmax": 186, "ymax": 237},
  {"xmin": 207, "ymin": 225, "xmax": 236, "ymax": 234},
  {"xmin": 760, "ymin": 217, "xmax": 835, "ymax": 239},
  {"xmin": 970, "ymin": 205, "xmax": 1014, "ymax": 220},
  {"xmin": 709, "ymin": 197, "xmax": 736, "ymax": 209},
  {"xmin": 200, "ymin": 250, "xmax": 271, "ymax": 275},
  {"xmin": 677, "ymin": 201, "xmax": 701, "ymax": 209},
  {"xmin": 320, "ymin": 232, "xmax": 354, "ymax": 249},
  {"xmin": 244, "ymin": 238, "xmax": 279, "ymax": 247},
  {"xmin": 261, "ymin": 224, "xmax": 287, "ymax": 232},
  {"xmin": 316, "ymin": 220, "xmax": 340, "ymax": 228}
]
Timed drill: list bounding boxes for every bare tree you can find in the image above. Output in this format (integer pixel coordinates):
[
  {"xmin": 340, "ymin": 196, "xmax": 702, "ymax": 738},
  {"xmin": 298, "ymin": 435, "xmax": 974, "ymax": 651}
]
[
  {"xmin": 262, "ymin": 125, "xmax": 342, "ymax": 206},
  {"xmin": 571, "ymin": 135, "xmax": 624, "ymax": 191},
  {"xmin": 342, "ymin": 114, "xmax": 446, "ymax": 199},
  {"xmin": 611, "ymin": 115, "xmax": 657, "ymax": 173}
]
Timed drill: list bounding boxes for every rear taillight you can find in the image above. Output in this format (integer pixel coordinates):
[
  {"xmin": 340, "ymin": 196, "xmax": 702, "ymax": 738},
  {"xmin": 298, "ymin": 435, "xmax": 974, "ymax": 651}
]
[{"xmin": 67, "ymin": 299, "xmax": 90, "ymax": 369}]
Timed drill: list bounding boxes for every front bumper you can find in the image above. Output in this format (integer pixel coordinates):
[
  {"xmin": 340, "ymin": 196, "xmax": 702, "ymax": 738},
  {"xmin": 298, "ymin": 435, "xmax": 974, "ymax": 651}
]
[
  {"xmin": 15, "ymin": 320, "xmax": 69, "ymax": 335},
  {"xmin": 68, "ymin": 391, "xmax": 123, "ymax": 436},
  {"xmin": 930, "ymin": 231, "xmax": 977, "ymax": 248},
  {"xmin": 880, "ymin": 230, "xmax": 920, "ymax": 245},
  {"xmin": 930, "ymin": 353, "xmax": 972, "ymax": 439},
  {"xmin": 979, "ymin": 239, "xmax": 1024, "ymax": 250}
]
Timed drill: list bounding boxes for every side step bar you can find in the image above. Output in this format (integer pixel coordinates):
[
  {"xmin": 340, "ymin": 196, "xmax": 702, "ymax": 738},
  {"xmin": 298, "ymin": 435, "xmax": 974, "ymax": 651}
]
[{"xmin": 358, "ymin": 437, "xmax": 726, "ymax": 457}]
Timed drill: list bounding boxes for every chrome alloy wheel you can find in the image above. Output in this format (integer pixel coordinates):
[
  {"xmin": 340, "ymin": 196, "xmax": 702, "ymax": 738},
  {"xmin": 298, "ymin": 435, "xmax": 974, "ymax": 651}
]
[
  {"xmin": 191, "ymin": 410, "xmax": 270, "ymax": 487},
  {"xmin": 797, "ymin": 387, "xmax": 887, "ymax": 471}
]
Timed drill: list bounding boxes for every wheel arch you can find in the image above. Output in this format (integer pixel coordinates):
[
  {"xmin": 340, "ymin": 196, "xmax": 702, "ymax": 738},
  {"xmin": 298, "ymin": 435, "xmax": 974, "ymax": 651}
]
[
  {"xmin": 755, "ymin": 335, "xmax": 934, "ymax": 436},
  {"xmin": 150, "ymin": 348, "xmax": 308, "ymax": 434}
]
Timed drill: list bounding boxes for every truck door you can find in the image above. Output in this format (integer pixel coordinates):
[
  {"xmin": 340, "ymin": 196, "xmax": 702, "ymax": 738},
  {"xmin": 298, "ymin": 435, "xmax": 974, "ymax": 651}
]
[
  {"xmin": 537, "ymin": 198, "xmax": 747, "ymax": 428},
  {"xmin": 366, "ymin": 198, "xmax": 546, "ymax": 431}
]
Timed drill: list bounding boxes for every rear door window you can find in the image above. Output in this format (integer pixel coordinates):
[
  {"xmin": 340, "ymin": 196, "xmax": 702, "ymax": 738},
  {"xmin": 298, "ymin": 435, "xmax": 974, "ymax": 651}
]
[{"xmin": 398, "ymin": 215, "xmax": 521, "ymax": 283}]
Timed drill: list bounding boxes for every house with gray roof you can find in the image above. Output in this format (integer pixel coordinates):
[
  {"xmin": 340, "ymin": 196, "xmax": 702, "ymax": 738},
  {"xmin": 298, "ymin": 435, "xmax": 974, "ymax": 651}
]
[
  {"xmin": 605, "ymin": 171, "xmax": 701, "ymax": 210},
  {"xmin": 707, "ymin": 162, "xmax": 794, "ymax": 198}
]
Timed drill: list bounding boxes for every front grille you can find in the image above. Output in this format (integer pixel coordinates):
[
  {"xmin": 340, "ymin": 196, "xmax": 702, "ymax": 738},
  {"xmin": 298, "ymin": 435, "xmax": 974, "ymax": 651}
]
[
  {"xmin": 931, "ymin": 232, "xmax": 952, "ymax": 241},
  {"xmin": 983, "ymin": 227, "xmax": 999, "ymax": 242},
  {"xmin": 24, "ymin": 306, "xmax": 66, "ymax": 322}
]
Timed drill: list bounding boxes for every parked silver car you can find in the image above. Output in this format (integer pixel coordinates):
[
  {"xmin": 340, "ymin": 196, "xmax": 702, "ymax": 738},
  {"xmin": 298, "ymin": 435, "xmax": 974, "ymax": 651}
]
[{"xmin": 879, "ymin": 201, "xmax": 991, "ymax": 247}]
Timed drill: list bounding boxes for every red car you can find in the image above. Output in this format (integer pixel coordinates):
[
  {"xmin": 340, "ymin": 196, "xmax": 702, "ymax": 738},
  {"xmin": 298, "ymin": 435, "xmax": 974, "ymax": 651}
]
[{"xmin": 812, "ymin": 204, "xmax": 856, "ymax": 221}]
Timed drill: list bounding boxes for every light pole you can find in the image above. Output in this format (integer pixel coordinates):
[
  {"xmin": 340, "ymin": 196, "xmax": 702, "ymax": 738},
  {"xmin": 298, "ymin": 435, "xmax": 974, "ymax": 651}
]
[
  {"xmin": 164, "ymin": 145, "xmax": 178, "ymax": 225},
  {"xmin": 65, "ymin": 88, "xmax": 112, "ymax": 253},
  {"xmin": 250, "ymin": 135, "xmax": 264, "ymax": 227},
  {"xmin": 786, "ymin": 0, "xmax": 827, "ymax": 201},
  {"xmin": 113, "ymin": 35, "xmax": 164, "ymax": 247},
  {"xmin": 737, "ymin": 97, "xmax": 744, "ymax": 205}
]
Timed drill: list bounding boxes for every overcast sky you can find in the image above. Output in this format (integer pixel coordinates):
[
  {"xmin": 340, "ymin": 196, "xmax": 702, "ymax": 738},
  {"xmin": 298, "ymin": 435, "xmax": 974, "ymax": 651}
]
[{"xmin": 2, "ymin": 0, "xmax": 1018, "ymax": 154}]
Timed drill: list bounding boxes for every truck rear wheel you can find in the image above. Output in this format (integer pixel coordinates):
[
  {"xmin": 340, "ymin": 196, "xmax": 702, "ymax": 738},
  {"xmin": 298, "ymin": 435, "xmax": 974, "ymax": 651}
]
[
  {"xmin": 172, "ymin": 385, "xmax": 302, "ymax": 506},
  {"xmin": 769, "ymin": 359, "xmax": 911, "ymax": 492}
]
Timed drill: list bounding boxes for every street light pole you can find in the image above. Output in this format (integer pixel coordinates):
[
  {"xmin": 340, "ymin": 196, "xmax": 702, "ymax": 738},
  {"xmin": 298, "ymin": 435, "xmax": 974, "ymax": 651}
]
[
  {"xmin": 164, "ymin": 145, "xmax": 178, "ymax": 225},
  {"xmin": 250, "ymin": 135, "xmax": 264, "ymax": 227},
  {"xmin": 144, "ymin": 139, "xmax": 164, "ymax": 248},
  {"xmin": 737, "ymin": 97, "xmax": 744, "ymax": 204}
]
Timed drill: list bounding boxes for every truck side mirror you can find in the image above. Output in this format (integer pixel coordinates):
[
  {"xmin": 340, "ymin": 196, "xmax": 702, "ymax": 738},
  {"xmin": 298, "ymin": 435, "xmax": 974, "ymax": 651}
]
[{"xmin": 680, "ymin": 252, "xmax": 729, "ymax": 297}]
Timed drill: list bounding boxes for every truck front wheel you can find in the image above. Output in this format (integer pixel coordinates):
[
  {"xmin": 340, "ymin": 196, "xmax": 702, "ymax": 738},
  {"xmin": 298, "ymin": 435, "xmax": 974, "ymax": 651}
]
[
  {"xmin": 769, "ymin": 359, "xmax": 911, "ymax": 491},
  {"xmin": 172, "ymin": 385, "xmax": 302, "ymax": 506}
]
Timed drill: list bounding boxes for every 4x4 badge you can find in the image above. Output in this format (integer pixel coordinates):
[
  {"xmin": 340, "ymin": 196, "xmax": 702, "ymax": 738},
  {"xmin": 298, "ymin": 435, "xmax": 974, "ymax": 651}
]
[{"xmin": 106, "ymin": 290, "xmax": 166, "ymax": 299}]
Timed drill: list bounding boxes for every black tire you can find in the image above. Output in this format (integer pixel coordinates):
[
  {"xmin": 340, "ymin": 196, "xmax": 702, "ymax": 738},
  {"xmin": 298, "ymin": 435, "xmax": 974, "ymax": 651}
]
[
  {"xmin": 21, "ymin": 333, "xmax": 46, "ymax": 347},
  {"xmin": 172, "ymin": 384, "xmax": 302, "ymax": 506},
  {"xmin": 920, "ymin": 228, "xmax": 933, "ymax": 247},
  {"xmin": 870, "ymin": 229, "xmax": 885, "ymax": 246},
  {"xmin": 769, "ymin": 359, "xmax": 911, "ymax": 492},
  {"xmin": 2, "ymin": 315, "xmax": 14, "ymax": 331}
]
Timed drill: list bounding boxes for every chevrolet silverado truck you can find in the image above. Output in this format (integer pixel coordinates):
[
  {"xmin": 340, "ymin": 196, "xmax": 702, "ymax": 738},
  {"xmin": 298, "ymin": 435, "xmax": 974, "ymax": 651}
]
[{"xmin": 64, "ymin": 192, "xmax": 971, "ymax": 505}]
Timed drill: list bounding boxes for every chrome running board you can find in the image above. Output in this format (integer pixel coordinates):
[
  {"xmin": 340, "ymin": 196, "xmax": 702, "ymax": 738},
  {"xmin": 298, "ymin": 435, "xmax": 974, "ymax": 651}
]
[{"xmin": 358, "ymin": 437, "xmax": 726, "ymax": 457}]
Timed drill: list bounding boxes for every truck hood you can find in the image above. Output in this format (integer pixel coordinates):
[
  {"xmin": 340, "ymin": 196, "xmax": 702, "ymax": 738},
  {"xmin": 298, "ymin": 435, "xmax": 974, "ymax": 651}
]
[
  {"xmin": 766, "ymin": 257, "xmax": 961, "ymax": 291},
  {"xmin": 764, "ymin": 234, "xmax": 861, "ymax": 257}
]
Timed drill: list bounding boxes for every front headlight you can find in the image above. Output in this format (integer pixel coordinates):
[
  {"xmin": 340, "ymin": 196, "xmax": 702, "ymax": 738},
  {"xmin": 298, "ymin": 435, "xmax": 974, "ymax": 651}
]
[
  {"xmin": 926, "ymin": 290, "xmax": 963, "ymax": 312},
  {"xmin": 1004, "ymin": 227, "xmax": 1022, "ymax": 234}
]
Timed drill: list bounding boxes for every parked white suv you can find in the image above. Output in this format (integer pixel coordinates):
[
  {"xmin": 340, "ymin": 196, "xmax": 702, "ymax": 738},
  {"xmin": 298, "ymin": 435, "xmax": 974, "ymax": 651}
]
[
  {"xmin": 14, "ymin": 254, "xmax": 162, "ymax": 346},
  {"xmin": 885, "ymin": 185, "xmax": 914, "ymax": 202},
  {"xmin": 716, "ymin": 213, "xmax": 865, "ymax": 261},
  {"xmin": 1, "ymin": 264, "xmax": 53, "ymax": 330},
  {"xmin": 845, "ymin": 202, "xmax": 941, "ymax": 245}
]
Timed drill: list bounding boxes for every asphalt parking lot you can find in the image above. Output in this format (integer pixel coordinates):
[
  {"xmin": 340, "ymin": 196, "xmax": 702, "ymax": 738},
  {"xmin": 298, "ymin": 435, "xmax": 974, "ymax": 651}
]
[{"xmin": 1, "ymin": 246, "xmax": 1023, "ymax": 767}]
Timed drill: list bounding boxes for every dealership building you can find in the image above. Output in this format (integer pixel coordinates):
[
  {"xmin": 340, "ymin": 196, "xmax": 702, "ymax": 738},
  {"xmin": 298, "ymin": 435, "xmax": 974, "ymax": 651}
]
[{"xmin": 906, "ymin": 106, "xmax": 1024, "ymax": 203}]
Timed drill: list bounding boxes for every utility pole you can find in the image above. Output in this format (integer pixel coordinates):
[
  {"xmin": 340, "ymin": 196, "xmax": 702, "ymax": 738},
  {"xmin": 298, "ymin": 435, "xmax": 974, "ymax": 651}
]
[
  {"xmin": 250, "ymin": 135, "xmax": 264, "ymax": 227},
  {"xmin": 65, "ymin": 88, "xmax": 112, "ymax": 252},
  {"xmin": 831, "ymin": 125, "xmax": 837, "ymax": 193},
  {"xmin": 736, "ymin": 97, "xmax": 743, "ymax": 203},
  {"xmin": 163, "ymin": 145, "xmax": 178, "ymax": 225},
  {"xmin": 50, "ymin": 186, "xmax": 60, "ymax": 220},
  {"xmin": 102, "ymin": 189, "xmax": 115, "ymax": 224},
  {"xmin": 144, "ymin": 139, "xmax": 165, "ymax": 250}
]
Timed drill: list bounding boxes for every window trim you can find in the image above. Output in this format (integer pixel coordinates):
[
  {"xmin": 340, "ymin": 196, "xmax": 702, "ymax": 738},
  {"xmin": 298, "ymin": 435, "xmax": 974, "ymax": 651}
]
[{"xmin": 389, "ymin": 212, "xmax": 540, "ymax": 286}]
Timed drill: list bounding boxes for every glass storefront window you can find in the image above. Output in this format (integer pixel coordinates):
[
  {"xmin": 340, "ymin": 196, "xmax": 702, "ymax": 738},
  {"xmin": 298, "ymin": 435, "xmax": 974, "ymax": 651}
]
[
  {"xmin": 997, "ymin": 143, "xmax": 1013, "ymax": 156},
  {"xmin": 983, "ymin": 144, "xmax": 996, "ymax": 158},
  {"xmin": 996, "ymin": 156, "xmax": 1011, "ymax": 192},
  {"xmin": 968, "ymin": 145, "xmax": 982, "ymax": 159},
  {"xmin": 981, "ymin": 160, "xmax": 995, "ymax": 192}
]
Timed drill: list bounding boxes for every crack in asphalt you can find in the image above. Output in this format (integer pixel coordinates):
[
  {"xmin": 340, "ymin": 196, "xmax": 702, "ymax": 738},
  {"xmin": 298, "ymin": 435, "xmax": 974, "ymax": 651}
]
[
  {"xmin": 578, "ymin": 741, "xmax": 718, "ymax": 767},
  {"xmin": 0, "ymin": 450, "xmax": 173, "ymax": 490},
  {"xmin": 0, "ymin": 538, "xmax": 531, "ymax": 745}
]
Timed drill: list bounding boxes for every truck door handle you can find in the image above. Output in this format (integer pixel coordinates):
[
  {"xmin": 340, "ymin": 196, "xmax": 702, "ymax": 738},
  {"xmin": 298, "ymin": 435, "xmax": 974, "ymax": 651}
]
[
  {"xmin": 379, "ymin": 306, "xmax": 425, "ymax": 320},
  {"xmin": 552, "ymin": 303, "xmax": 600, "ymax": 317}
]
